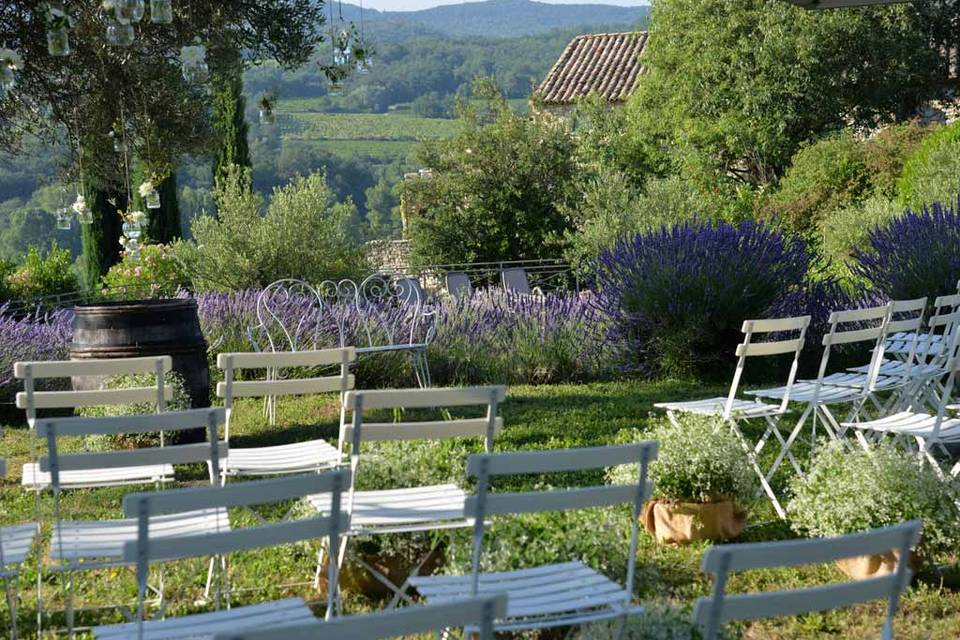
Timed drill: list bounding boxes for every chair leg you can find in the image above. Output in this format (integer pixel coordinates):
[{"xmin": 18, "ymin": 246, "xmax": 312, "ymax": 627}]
[{"xmin": 3, "ymin": 574, "xmax": 18, "ymax": 640}]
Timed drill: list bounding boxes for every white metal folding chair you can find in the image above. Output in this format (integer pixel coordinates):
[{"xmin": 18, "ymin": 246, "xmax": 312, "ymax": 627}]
[
  {"xmin": 216, "ymin": 348, "xmax": 355, "ymax": 478},
  {"xmin": 36, "ymin": 408, "xmax": 229, "ymax": 636},
  {"xmin": 307, "ymin": 386, "xmax": 505, "ymax": 606},
  {"xmin": 655, "ymin": 315, "xmax": 810, "ymax": 518},
  {"xmin": 693, "ymin": 521, "xmax": 922, "ymax": 640},
  {"xmin": 852, "ymin": 294, "xmax": 960, "ymax": 412},
  {"xmin": 0, "ymin": 457, "xmax": 39, "ymax": 640},
  {"xmin": 212, "ymin": 594, "xmax": 508, "ymax": 640},
  {"xmin": 747, "ymin": 304, "xmax": 892, "ymax": 484},
  {"xmin": 90, "ymin": 470, "xmax": 350, "ymax": 640},
  {"xmin": 403, "ymin": 442, "xmax": 658, "ymax": 634},
  {"xmin": 15, "ymin": 356, "xmax": 175, "ymax": 490},
  {"xmin": 845, "ymin": 321, "xmax": 960, "ymax": 479}
]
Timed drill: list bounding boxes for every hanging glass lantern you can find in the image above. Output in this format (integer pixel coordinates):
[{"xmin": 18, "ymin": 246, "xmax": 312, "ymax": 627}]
[
  {"xmin": 122, "ymin": 220, "xmax": 142, "ymax": 240},
  {"xmin": 129, "ymin": 0, "xmax": 146, "ymax": 22},
  {"xmin": 110, "ymin": 131, "xmax": 125, "ymax": 153},
  {"xmin": 55, "ymin": 207, "xmax": 71, "ymax": 230},
  {"xmin": 150, "ymin": 0, "xmax": 173, "ymax": 23},
  {"xmin": 43, "ymin": 3, "xmax": 73, "ymax": 56},
  {"xmin": 46, "ymin": 27, "xmax": 71, "ymax": 56},
  {"xmin": 145, "ymin": 189, "xmax": 161, "ymax": 209},
  {"xmin": 181, "ymin": 44, "xmax": 208, "ymax": 83},
  {"xmin": 73, "ymin": 193, "xmax": 93, "ymax": 224},
  {"xmin": 258, "ymin": 108, "xmax": 275, "ymax": 126},
  {"xmin": 0, "ymin": 48, "xmax": 21, "ymax": 94},
  {"xmin": 106, "ymin": 22, "xmax": 135, "ymax": 46}
]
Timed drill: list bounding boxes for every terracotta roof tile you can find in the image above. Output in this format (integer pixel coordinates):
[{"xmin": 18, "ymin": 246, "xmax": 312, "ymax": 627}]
[{"xmin": 536, "ymin": 32, "xmax": 647, "ymax": 106}]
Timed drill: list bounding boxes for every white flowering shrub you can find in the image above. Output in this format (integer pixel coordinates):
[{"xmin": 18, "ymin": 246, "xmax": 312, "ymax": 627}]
[
  {"xmin": 610, "ymin": 416, "xmax": 755, "ymax": 504},
  {"xmin": 576, "ymin": 604, "xmax": 740, "ymax": 639},
  {"xmin": 787, "ymin": 441, "xmax": 960, "ymax": 558}
]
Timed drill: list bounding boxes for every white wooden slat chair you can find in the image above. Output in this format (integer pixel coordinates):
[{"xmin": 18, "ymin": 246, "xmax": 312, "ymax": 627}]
[
  {"xmin": 844, "ymin": 321, "xmax": 960, "ymax": 479},
  {"xmin": 211, "ymin": 594, "xmax": 508, "ymax": 640},
  {"xmin": 90, "ymin": 470, "xmax": 351, "ymax": 640},
  {"xmin": 0, "ymin": 457, "xmax": 39, "ymax": 640},
  {"xmin": 402, "ymin": 442, "xmax": 658, "ymax": 634},
  {"xmin": 35, "ymin": 408, "xmax": 229, "ymax": 636},
  {"xmin": 216, "ymin": 348, "xmax": 355, "ymax": 478},
  {"xmin": 306, "ymin": 386, "xmax": 505, "ymax": 606},
  {"xmin": 15, "ymin": 356, "xmax": 175, "ymax": 490},
  {"xmin": 445, "ymin": 271, "xmax": 473, "ymax": 298},
  {"xmin": 693, "ymin": 521, "xmax": 922, "ymax": 640},
  {"xmin": 655, "ymin": 315, "xmax": 810, "ymax": 518}
]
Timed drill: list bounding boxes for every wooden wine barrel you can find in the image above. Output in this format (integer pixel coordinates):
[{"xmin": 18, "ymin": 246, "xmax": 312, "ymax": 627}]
[{"xmin": 69, "ymin": 299, "xmax": 210, "ymax": 413}]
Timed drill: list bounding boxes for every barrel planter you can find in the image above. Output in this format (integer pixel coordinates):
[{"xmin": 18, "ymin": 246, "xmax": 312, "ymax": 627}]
[{"xmin": 70, "ymin": 299, "xmax": 210, "ymax": 438}]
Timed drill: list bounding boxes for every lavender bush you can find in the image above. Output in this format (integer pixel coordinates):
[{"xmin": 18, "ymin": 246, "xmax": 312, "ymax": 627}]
[
  {"xmin": 853, "ymin": 198, "xmax": 960, "ymax": 301},
  {"xmin": 0, "ymin": 305, "xmax": 72, "ymax": 404},
  {"xmin": 194, "ymin": 288, "xmax": 620, "ymax": 388},
  {"xmin": 591, "ymin": 221, "xmax": 833, "ymax": 379}
]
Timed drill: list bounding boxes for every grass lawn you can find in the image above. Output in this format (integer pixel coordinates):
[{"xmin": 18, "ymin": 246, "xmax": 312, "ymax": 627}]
[{"xmin": 1, "ymin": 380, "xmax": 958, "ymax": 638}]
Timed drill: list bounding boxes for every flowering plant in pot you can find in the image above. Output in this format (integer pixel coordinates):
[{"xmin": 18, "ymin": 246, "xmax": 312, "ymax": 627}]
[
  {"xmin": 787, "ymin": 441, "xmax": 960, "ymax": 579},
  {"xmin": 611, "ymin": 415, "xmax": 755, "ymax": 544}
]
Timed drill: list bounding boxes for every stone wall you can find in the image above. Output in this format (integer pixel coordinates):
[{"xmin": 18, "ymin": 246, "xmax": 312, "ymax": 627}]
[{"xmin": 365, "ymin": 239, "xmax": 412, "ymax": 275}]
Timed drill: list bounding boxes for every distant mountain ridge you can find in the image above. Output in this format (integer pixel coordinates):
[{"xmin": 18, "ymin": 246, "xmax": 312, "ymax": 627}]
[{"xmin": 333, "ymin": 0, "xmax": 650, "ymax": 39}]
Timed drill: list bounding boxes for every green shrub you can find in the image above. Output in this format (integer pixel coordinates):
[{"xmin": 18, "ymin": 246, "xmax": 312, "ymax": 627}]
[
  {"xmin": 5, "ymin": 242, "xmax": 79, "ymax": 301},
  {"xmin": 863, "ymin": 123, "xmax": 929, "ymax": 199},
  {"xmin": 577, "ymin": 603, "xmax": 740, "ymax": 639},
  {"xmin": 787, "ymin": 441, "xmax": 960, "ymax": 560},
  {"xmin": 819, "ymin": 195, "xmax": 901, "ymax": 283},
  {"xmin": 177, "ymin": 166, "xmax": 366, "ymax": 292},
  {"xmin": 78, "ymin": 372, "xmax": 191, "ymax": 450},
  {"xmin": 610, "ymin": 417, "xmax": 755, "ymax": 504},
  {"xmin": 406, "ymin": 78, "xmax": 577, "ymax": 266},
  {"xmin": 564, "ymin": 173, "xmax": 706, "ymax": 267},
  {"xmin": 768, "ymin": 132, "xmax": 871, "ymax": 234},
  {"xmin": 101, "ymin": 243, "xmax": 190, "ymax": 299},
  {"xmin": 898, "ymin": 121, "xmax": 960, "ymax": 210}
]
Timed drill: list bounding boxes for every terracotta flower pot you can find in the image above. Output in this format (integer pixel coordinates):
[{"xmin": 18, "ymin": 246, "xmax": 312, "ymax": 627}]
[
  {"xmin": 641, "ymin": 499, "xmax": 746, "ymax": 544},
  {"xmin": 835, "ymin": 547, "xmax": 919, "ymax": 581}
]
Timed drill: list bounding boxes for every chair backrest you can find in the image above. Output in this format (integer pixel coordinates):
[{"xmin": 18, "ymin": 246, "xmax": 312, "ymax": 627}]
[
  {"xmin": 35, "ymin": 408, "xmax": 228, "ymax": 491},
  {"xmin": 216, "ymin": 347, "xmax": 356, "ymax": 437},
  {"xmin": 882, "ymin": 297, "xmax": 928, "ymax": 375},
  {"xmin": 343, "ymin": 386, "xmax": 506, "ymax": 499},
  {"xmin": 248, "ymin": 279, "xmax": 332, "ymax": 352},
  {"xmin": 921, "ymin": 292, "xmax": 960, "ymax": 365},
  {"xmin": 122, "ymin": 470, "xmax": 350, "ymax": 629},
  {"xmin": 464, "ymin": 442, "xmax": 658, "ymax": 601},
  {"xmin": 813, "ymin": 303, "xmax": 893, "ymax": 394},
  {"xmin": 693, "ymin": 521, "xmax": 922, "ymax": 640},
  {"xmin": 211, "ymin": 594, "xmax": 508, "ymax": 640},
  {"xmin": 725, "ymin": 316, "xmax": 811, "ymax": 416},
  {"xmin": 351, "ymin": 273, "xmax": 436, "ymax": 349},
  {"xmin": 500, "ymin": 268, "xmax": 531, "ymax": 295},
  {"xmin": 445, "ymin": 271, "xmax": 473, "ymax": 298},
  {"xmin": 15, "ymin": 356, "xmax": 172, "ymax": 427}
]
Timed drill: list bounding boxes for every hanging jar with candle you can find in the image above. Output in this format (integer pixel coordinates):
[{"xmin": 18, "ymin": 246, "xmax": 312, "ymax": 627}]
[
  {"xmin": 139, "ymin": 180, "xmax": 161, "ymax": 209},
  {"xmin": 73, "ymin": 192, "xmax": 93, "ymax": 224},
  {"xmin": 42, "ymin": 3, "xmax": 74, "ymax": 57},
  {"xmin": 0, "ymin": 48, "xmax": 21, "ymax": 95},
  {"xmin": 150, "ymin": 0, "xmax": 173, "ymax": 24}
]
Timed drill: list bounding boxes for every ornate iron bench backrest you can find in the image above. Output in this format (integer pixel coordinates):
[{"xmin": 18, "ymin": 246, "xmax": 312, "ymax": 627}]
[
  {"xmin": 248, "ymin": 279, "xmax": 344, "ymax": 352},
  {"xmin": 348, "ymin": 274, "xmax": 436, "ymax": 350}
]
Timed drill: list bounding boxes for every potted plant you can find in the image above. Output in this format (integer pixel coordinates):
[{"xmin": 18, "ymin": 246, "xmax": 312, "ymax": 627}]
[
  {"xmin": 612, "ymin": 415, "xmax": 754, "ymax": 544},
  {"xmin": 787, "ymin": 441, "xmax": 960, "ymax": 580}
]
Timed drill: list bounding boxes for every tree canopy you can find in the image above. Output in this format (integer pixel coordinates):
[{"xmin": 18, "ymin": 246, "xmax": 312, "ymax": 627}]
[{"xmin": 631, "ymin": 0, "xmax": 959, "ymax": 185}]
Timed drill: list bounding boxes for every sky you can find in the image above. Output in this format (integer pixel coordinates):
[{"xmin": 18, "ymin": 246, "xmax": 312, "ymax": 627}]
[{"xmin": 360, "ymin": 0, "xmax": 649, "ymax": 12}]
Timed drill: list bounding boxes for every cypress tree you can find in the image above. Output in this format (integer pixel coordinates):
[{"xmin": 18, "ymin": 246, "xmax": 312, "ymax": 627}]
[
  {"xmin": 132, "ymin": 161, "xmax": 182, "ymax": 244},
  {"xmin": 210, "ymin": 44, "xmax": 251, "ymax": 186},
  {"xmin": 79, "ymin": 187, "xmax": 126, "ymax": 290}
]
